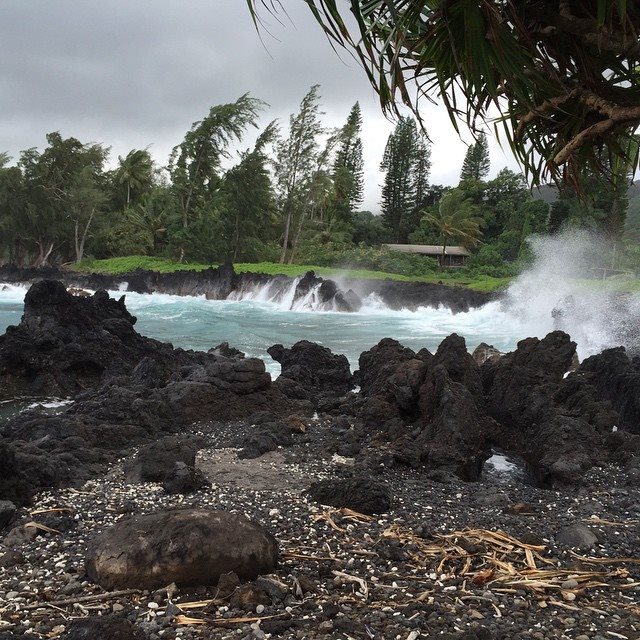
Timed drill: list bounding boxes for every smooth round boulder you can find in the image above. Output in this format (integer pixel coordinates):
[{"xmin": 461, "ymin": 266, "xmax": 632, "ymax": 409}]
[{"xmin": 85, "ymin": 509, "xmax": 278, "ymax": 589}]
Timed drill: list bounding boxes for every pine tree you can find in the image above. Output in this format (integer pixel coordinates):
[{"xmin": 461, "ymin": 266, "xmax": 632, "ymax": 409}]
[
  {"xmin": 332, "ymin": 102, "xmax": 364, "ymax": 212},
  {"xmin": 380, "ymin": 117, "xmax": 431, "ymax": 242},
  {"xmin": 460, "ymin": 132, "xmax": 490, "ymax": 182}
]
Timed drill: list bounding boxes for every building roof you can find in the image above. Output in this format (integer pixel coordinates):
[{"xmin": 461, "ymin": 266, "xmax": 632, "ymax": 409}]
[{"xmin": 383, "ymin": 243, "xmax": 470, "ymax": 257}]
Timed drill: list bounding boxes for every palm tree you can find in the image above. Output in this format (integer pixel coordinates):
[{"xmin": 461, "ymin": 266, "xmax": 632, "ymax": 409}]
[
  {"xmin": 421, "ymin": 191, "xmax": 482, "ymax": 267},
  {"xmin": 116, "ymin": 149, "xmax": 153, "ymax": 206},
  {"xmin": 247, "ymin": 2, "xmax": 640, "ymax": 187}
]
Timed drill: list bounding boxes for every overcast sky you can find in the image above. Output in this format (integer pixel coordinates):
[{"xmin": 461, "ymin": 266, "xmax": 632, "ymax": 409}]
[{"xmin": 0, "ymin": 0, "xmax": 522, "ymax": 213}]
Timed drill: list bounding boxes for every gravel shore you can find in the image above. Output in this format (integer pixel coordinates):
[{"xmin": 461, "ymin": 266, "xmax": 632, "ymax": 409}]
[{"xmin": 1, "ymin": 418, "xmax": 638, "ymax": 640}]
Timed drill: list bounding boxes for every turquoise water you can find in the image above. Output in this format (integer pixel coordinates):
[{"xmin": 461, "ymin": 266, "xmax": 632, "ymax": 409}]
[{"xmin": 0, "ymin": 284, "xmax": 524, "ymax": 377}]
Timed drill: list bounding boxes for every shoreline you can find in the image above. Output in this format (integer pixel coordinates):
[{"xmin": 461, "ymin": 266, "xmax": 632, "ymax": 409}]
[{"xmin": 0, "ymin": 264, "xmax": 495, "ymax": 314}]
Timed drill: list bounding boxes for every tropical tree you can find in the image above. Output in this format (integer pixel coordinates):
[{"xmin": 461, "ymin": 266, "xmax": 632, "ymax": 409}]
[
  {"xmin": 169, "ymin": 94, "xmax": 265, "ymax": 231},
  {"xmin": 219, "ymin": 120, "xmax": 279, "ymax": 261},
  {"xmin": 273, "ymin": 85, "xmax": 325, "ymax": 263},
  {"xmin": 0, "ymin": 155, "xmax": 27, "ymax": 264},
  {"xmin": 460, "ymin": 133, "xmax": 490, "ymax": 183},
  {"xmin": 247, "ymin": 1, "xmax": 640, "ymax": 186},
  {"xmin": 420, "ymin": 190, "xmax": 482, "ymax": 264},
  {"xmin": 115, "ymin": 148, "xmax": 153, "ymax": 206},
  {"xmin": 18, "ymin": 132, "xmax": 107, "ymax": 266}
]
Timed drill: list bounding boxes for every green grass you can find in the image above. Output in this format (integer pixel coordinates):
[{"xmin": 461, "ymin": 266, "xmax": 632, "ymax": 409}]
[
  {"xmin": 71, "ymin": 255, "xmax": 640, "ymax": 293},
  {"xmin": 72, "ymin": 256, "xmax": 512, "ymax": 292}
]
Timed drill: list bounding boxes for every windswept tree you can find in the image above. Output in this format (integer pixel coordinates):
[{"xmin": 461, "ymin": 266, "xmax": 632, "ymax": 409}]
[
  {"xmin": 332, "ymin": 102, "xmax": 364, "ymax": 214},
  {"xmin": 460, "ymin": 133, "xmax": 490, "ymax": 182},
  {"xmin": 0, "ymin": 154, "xmax": 27, "ymax": 264},
  {"xmin": 247, "ymin": 1, "xmax": 640, "ymax": 186},
  {"xmin": 274, "ymin": 85, "xmax": 325, "ymax": 263},
  {"xmin": 19, "ymin": 132, "xmax": 107, "ymax": 266},
  {"xmin": 219, "ymin": 120, "xmax": 279, "ymax": 261},
  {"xmin": 116, "ymin": 148, "xmax": 153, "ymax": 206},
  {"xmin": 421, "ymin": 190, "xmax": 482, "ymax": 264},
  {"xmin": 169, "ymin": 94, "xmax": 266, "ymax": 231}
]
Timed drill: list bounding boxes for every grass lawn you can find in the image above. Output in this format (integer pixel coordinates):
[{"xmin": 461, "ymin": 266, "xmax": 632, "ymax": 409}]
[{"xmin": 72, "ymin": 256, "xmax": 512, "ymax": 293}]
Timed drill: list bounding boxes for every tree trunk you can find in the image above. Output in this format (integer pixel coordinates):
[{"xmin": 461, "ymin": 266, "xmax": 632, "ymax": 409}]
[
  {"xmin": 280, "ymin": 208, "xmax": 292, "ymax": 264},
  {"xmin": 441, "ymin": 234, "xmax": 447, "ymax": 269},
  {"xmin": 33, "ymin": 240, "xmax": 54, "ymax": 268},
  {"xmin": 288, "ymin": 208, "xmax": 308, "ymax": 264},
  {"xmin": 75, "ymin": 210, "xmax": 95, "ymax": 263},
  {"xmin": 233, "ymin": 212, "xmax": 240, "ymax": 262},
  {"xmin": 126, "ymin": 182, "xmax": 131, "ymax": 206}
]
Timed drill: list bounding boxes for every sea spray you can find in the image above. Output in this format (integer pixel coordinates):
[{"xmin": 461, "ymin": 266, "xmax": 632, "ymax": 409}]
[{"xmin": 500, "ymin": 230, "xmax": 639, "ymax": 357}]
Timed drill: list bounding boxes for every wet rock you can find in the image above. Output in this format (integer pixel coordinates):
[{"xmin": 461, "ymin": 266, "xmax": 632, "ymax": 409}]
[
  {"xmin": 86, "ymin": 509, "xmax": 278, "ymax": 589},
  {"xmin": 0, "ymin": 280, "xmax": 192, "ymax": 399},
  {"xmin": 307, "ymin": 476, "xmax": 391, "ymax": 514},
  {"xmin": 555, "ymin": 523, "xmax": 599, "ymax": 549}
]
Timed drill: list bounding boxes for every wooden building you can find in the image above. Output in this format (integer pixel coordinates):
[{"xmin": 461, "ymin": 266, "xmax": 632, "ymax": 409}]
[{"xmin": 383, "ymin": 243, "xmax": 470, "ymax": 268}]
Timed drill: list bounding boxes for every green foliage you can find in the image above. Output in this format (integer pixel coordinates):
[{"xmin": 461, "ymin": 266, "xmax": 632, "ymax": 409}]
[
  {"xmin": 380, "ymin": 116, "xmax": 431, "ymax": 242},
  {"xmin": 295, "ymin": 242, "xmax": 438, "ymax": 277},
  {"xmin": 258, "ymin": 2, "xmax": 640, "ymax": 187},
  {"xmin": 169, "ymin": 94, "xmax": 266, "ymax": 232},
  {"xmin": 420, "ymin": 189, "xmax": 483, "ymax": 252},
  {"xmin": 351, "ymin": 211, "xmax": 389, "ymax": 245},
  {"xmin": 460, "ymin": 133, "xmax": 490, "ymax": 182}
]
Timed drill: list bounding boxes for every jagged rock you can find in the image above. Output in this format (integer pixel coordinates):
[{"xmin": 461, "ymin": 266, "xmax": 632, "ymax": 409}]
[
  {"xmin": 86, "ymin": 509, "xmax": 278, "ymax": 589},
  {"xmin": 269, "ymin": 340, "xmax": 352, "ymax": 402},
  {"xmin": 0, "ymin": 280, "xmax": 193, "ymax": 399},
  {"xmin": 307, "ymin": 476, "xmax": 392, "ymax": 514},
  {"xmin": 0, "ymin": 282, "xmax": 297, "ymax": 505},
  {"xmin": 471, "ymin": 342, "xmax": 503, "ymax": 365},
  {"xmin": 485, "ymin": 331, "xmax": 601, "ymax": 485},
  {"xmin": 577, "ymin": 346, "xmax": 640, "ymax": 434},
  {"xmin": 124, "ymin": 436, "xmax": 198, "ymax": 484},
  {"xmin": 415, "ymin": 365, "xmax": 492, "ymax": 481}
]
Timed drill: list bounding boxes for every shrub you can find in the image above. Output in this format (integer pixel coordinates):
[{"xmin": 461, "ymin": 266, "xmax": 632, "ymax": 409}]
[{"xmin": 295, "ymin": 242, "xmax": 438, "ymax": 276}]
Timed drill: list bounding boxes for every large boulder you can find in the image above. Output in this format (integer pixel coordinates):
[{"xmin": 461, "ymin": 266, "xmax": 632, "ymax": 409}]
[
  {"xmin": 269, "ymin": 340, "xmax": 353, "ymax": 403},
  {"xmin": 0, "ymin": 280, "xmax": 194, "ymax": 399},
  {"xmin": 123, "ymin": 436, "xmax": 198, "ymax": 484},
  {"xmin": 86, "ymin": 509, "xmax": 278, "ymax": 590},
  {"xmin": 485, "ymin": 331, "xmax": 611, "ymax": 485},
  {"xmin": 307, "ymin": 476, "xmax": 392, "ymax": 515}
]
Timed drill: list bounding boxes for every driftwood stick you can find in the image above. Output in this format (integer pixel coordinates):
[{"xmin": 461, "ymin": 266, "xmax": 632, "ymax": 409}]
[{"xmin": 25, "ymin": 589, "xmax": 140, "ymax": 610}]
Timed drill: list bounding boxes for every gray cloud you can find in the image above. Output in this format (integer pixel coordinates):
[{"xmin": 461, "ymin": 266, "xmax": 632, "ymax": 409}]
[{"xmin": 0, "ymin": 0, "xmax": 521, "ymax": 212}]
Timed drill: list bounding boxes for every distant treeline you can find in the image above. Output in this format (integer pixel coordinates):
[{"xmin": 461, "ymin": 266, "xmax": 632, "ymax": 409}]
[{"xmin": 0, "ymin": 86, "xmax": 636, "ymax": 277}]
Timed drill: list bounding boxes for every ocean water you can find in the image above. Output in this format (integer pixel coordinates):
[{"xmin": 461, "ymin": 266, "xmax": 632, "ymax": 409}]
[
  {"xmin": 0, "ymin": 283, "xmax": 526, "ymax": 377},
  {"xmin": 2, "ymin": 236, "xmax": 637, "ymax": 379}
]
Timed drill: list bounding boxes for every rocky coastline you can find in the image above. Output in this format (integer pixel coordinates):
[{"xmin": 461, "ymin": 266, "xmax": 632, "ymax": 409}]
[
  {"xmin": 0, "ymin": 263, "xmax": 493, "ymax": 313},
  {"xmin": 0, "ymin": 281, "xmax": 638, "ymax": 640}
]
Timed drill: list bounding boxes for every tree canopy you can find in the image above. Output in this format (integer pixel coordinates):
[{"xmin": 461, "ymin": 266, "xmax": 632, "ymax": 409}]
[{"xmin": 247, "ymin": 1, "xmax": 640, "ymax": 187}]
